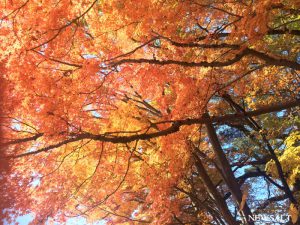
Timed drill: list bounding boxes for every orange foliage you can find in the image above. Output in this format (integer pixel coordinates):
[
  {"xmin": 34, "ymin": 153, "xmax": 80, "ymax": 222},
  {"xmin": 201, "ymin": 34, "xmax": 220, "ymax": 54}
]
[{"xmin": 0, "ymin": 0, "xmax": 300, "ymax": 224}]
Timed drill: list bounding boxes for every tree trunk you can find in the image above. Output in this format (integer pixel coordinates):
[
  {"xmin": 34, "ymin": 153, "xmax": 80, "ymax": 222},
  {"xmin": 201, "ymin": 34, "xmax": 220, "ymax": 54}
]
[
  {"xmin": 193, "ymin": 153, "xmax": 238, "ymax": 225},
  {"xmin": 204, "ymin": 112, "xmax": 254, "ymax": 225}
]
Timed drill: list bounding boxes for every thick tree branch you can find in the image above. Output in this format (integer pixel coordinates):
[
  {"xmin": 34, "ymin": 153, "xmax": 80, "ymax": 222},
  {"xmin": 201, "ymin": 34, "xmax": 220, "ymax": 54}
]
[
  {"xmin": 193, "ymin": 152, "xmax": 238, "ymax": 225},
  {"xmin": 7, "ymin": 99, "xmax": 300, "ymax": 158},
  {"xmin": 109, "ymin": 48, "xmax": 300, "ymax": 70},
  {"xmin": 204, "ymin": 112, "xmax": 254, "ymax": 225},
  {"xmin": 196, "ymin": 29, "xmax": 300, "ymax": 41}
]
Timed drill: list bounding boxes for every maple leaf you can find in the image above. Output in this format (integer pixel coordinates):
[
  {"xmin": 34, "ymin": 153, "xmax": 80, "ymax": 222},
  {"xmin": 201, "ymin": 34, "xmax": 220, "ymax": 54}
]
[{"xmin": 1, "ymin": 0, "xmax": 300, "ymax": 224}]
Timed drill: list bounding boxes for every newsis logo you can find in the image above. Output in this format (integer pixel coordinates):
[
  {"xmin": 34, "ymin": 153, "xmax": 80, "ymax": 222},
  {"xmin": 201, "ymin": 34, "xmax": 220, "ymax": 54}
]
[{"xmin": 248, "ymin": 214, "xmax": 292, "ymax": 223}]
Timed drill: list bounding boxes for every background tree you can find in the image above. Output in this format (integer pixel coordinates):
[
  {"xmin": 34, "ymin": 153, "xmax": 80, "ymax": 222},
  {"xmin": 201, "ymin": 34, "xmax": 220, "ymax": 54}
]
[{"xmin": 0, "ymin": 0, "xmax": 300, "ymax": 224}]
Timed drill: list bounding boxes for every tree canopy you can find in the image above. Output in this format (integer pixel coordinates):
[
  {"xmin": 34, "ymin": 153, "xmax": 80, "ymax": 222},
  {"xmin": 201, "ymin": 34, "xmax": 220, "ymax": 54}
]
[{"xmin": 0, "ymin": 0, "xmax": 300, "ymax": 224}]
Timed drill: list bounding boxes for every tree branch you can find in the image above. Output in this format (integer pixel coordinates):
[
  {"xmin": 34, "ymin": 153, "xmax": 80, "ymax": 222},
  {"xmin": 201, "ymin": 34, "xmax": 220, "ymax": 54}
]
[
  {"xmin": 109, "ymin": 48, "xmax": 300, "ymax": 70},
  {"xmin": 7, "ymin": 99, "xmax": 300, "ymax": 158}
]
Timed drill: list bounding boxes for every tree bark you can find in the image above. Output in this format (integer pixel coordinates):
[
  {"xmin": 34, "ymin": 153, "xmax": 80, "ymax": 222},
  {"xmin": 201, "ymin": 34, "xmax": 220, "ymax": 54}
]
[
  {"xmin": 204, "ymin": 112, "xmax": 254, "ymax": 225},
  {"xmin": 193, "ymin": 153, "xmax": 238, "ymax": 225}
]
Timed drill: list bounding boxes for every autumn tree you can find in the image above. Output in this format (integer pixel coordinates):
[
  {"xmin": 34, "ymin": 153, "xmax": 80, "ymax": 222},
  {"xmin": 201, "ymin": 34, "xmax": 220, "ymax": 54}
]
[{"xmin": 1, "ymin": 0, "xmax": 300, "ymax": 224}]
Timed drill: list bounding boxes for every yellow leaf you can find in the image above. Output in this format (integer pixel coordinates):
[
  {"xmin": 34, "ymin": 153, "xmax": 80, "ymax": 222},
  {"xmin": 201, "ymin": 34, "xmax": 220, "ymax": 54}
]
[{"xmin": 289, "ymin": 203, "xmax": 298, "ymax": 224}]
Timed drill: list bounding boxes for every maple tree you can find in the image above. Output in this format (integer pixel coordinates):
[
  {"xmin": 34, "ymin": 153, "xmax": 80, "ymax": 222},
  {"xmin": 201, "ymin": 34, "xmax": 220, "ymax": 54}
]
[{"xmin": 0, "ymin": 0, "xmax": 300, "ymax": 224}]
